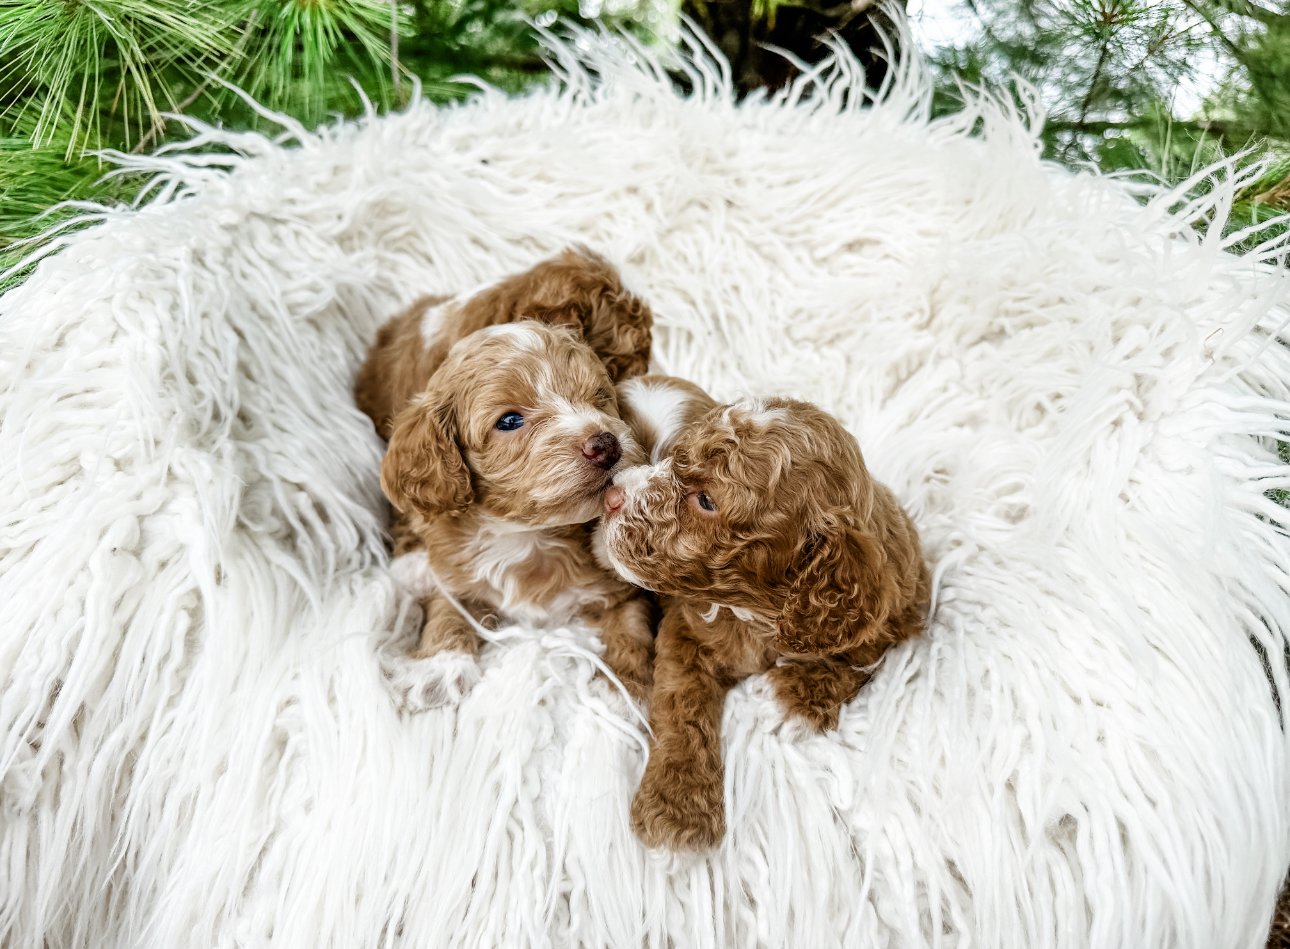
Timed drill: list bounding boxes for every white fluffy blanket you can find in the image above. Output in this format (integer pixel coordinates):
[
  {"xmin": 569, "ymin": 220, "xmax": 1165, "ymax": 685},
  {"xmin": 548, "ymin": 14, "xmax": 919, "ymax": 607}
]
[{"xmin": 3, "ymin": 32, "xmax": 1289, "ymax": 949}]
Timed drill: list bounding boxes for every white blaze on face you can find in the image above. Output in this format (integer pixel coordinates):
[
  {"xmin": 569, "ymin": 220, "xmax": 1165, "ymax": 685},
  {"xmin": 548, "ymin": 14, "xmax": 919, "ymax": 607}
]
[
  {"xmin": 619, "ymin": 378, "xmax": 696, "ymax": 463},
  {"xmin": 611, "ymin": 459, "xmax": 668, "ymax": 507},
  {"xmin": 599, "ymin": 460, "xmax": 672, "ymax": 591},
  {"xmin": 548, "ymin": 394, "xmax": 612, "ymax": 438}
]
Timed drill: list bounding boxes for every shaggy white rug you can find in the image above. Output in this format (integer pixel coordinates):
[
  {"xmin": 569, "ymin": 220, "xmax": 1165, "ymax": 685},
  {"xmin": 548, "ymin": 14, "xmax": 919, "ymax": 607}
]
[{"xmin": 3, "ymin": 29, "xmax": 1290, "ymax": 949}]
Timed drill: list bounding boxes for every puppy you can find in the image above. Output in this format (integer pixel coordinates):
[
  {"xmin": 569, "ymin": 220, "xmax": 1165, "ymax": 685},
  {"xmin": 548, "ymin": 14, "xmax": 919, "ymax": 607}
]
[
  {"xmin": 355, "ymin": 250, "xmax": 657, "ymax": 711},
  {"xmin": 599, "ymin": 388, "xmax": 930, "ymax": 850},
  {"xmin": 355, "ymin": 247, "xmax": 652, "ymax": 441}
]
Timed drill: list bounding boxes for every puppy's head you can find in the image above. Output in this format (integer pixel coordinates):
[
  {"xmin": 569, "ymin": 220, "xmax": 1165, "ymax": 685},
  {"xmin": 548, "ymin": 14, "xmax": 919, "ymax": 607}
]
[
  {"xmin": 382, "ymin": 321, "xmax": 644, "ymax": 527},
  {"xmin": 601, "ymin": 398, "xmax": 920, "ymax": 655}
]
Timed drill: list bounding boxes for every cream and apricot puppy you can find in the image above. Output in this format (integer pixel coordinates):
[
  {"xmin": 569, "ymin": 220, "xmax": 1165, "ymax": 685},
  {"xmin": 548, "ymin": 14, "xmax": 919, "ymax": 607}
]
[
  {"xmin": 355, "ymin": 249, "xmax": 658, "ymax": 711},
  {"xmin": 374, "ymin": 321, "xmax": 655, "ymax": 710},
  {"xmin": 599, "ymin": 387, "xmax": 930, "ymax": 850}
]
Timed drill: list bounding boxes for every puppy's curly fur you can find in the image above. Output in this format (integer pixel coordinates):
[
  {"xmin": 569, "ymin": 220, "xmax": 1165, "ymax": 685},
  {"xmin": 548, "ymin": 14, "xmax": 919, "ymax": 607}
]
[
  {"xmin": 355, "ymin": 247, "xmax": 652, "ymax": 440},
  {"xmin": 601, "ymin": 382, "xmax": 929, "ymax": 850},
  {"xmin": 355, "ymin": 251, "xmax": 657, "ymax": 710}
]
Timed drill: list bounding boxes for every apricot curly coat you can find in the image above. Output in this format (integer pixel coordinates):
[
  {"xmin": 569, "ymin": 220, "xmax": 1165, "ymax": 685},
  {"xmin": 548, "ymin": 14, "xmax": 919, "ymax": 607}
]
[
  {"xmin": 355, "ymin": 250, "xmax": 658, "ymax": 708},
  {"xmin": 355, "ymin": 247, "xmax": 652, "ymax": 440},
  {"xmin": 601, "ymin": 388, "xmax": 930, "ymax": 850}
]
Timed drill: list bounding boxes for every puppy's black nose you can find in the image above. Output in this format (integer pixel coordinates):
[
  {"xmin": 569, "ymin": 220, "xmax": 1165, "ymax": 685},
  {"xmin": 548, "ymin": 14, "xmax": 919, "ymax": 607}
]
[{"xmin": 582, "ymin": 432, "xmax": 621, "ymax": 470}]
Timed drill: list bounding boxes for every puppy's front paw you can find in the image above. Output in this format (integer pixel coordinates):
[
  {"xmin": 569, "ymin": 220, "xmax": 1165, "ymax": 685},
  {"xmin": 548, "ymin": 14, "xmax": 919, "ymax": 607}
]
[
  {"xmin": 388, "ymin": 552, "xmax": 437, "ymax": 599},
  {"xmin": 767, "ymin": 665, "xmax": 845, "ymax": 734},
  {"xmin": 630, "ymin": 770, "xmax": 725, "ymax": 852},
  {"xmin": 383, "ymin": 649, "xmax": 481, "ymax": 713}
]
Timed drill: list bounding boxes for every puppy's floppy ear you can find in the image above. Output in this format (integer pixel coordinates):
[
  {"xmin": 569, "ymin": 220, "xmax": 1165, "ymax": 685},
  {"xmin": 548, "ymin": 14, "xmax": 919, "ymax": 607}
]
[
  {"xmin": 775, "ymin": 515, "xmax": 902, "ymax": 657},
  {"xmin": 536, "ymin": 247, "xmax": 653, "ymax": 384},
  {"xmin": 457, "ymin": 247, "xmax": 652, "ymax": 382},
  {"xmin": 570, "ymin": 248, "xmax": 653, "ymax": 384},
  {"xmin": 380, "ymin": 382, "xmax": 472, "ymax": 517}
]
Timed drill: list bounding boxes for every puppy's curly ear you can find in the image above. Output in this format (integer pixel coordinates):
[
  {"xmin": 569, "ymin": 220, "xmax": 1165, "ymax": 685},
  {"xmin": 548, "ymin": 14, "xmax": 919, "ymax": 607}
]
[
  {"xmin": 380, "ymin": 384, "xmax": 472, "ymax": 518},
  {"xmin": 775, "ymin": 509, "xmax": 923, "ymax": 656},
  {"xmin": 454, "ymin": 247, "xmax": 652, "ymax": 382},
  {"xmin": 572, "ymin": 252, "xmax": 653, "ymax": 383},
  {"xmin": 538, "ymin": 247, "xmax": 653, "ymax": 384}
]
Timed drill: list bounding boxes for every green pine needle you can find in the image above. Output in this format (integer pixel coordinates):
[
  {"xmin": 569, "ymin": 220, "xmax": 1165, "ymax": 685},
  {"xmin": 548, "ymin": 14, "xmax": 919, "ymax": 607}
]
[
  {"xmin": 0, "ymin": 131, "xmax": 128, "ymax": 290},
  {"xmin": 229, "ymin": 0, "xmax": 405, "ymax": 124},
  {"xmin": 0, "ymin": 0, "xmax": 232, "ymax": 154},
  {"xmin": 0, "ymin": 0, "xmax": 1284, "ymax": 296}
]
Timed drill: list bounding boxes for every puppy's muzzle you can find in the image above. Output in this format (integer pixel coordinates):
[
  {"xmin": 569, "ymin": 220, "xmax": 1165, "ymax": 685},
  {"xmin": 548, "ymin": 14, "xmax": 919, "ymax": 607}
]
[
  {"xmin": 582, "ymin": 432, "xmax": 622, "ymax": 470},
  {"xmin": 604, "ymin": 485, "xmax": 625, "ymax": 513}
]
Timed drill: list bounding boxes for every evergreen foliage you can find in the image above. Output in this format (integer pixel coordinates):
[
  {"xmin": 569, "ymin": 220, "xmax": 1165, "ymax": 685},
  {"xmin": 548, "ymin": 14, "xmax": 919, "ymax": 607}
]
[
  {"xmin": 927, "ymin": 0, "xmax": 1290, "ymax": 255},
  {"xmin": 1, "ymin": 0, "xmax": 1287, "ymax": 285},
  {"xmin": 0, "ymin": 0, "xmax": 660, "ymax": 280}
]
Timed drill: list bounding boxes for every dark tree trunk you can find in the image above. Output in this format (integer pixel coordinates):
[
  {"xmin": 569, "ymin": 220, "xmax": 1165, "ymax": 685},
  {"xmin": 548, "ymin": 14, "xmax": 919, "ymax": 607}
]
[
  {"xmin": 681, "ymin": 0, "xmax": 905, "ymax": 97},
  {"xmin": 1270, "ymin": 880, "xmax": 1290, "ymax": 949}
]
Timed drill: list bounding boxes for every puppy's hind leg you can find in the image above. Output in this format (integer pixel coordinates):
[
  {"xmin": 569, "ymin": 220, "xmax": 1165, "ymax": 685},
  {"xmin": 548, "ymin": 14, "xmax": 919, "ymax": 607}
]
[{"xmin": 385, "ymin": 591, "xmax": 485, "ymax": 713}]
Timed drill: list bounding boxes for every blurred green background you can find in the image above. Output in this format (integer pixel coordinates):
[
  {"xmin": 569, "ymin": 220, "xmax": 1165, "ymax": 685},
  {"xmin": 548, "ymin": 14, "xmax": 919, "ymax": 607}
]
[{"xmin": 1, "ymin": 0, "xmax": 1287, "ymax": 281}]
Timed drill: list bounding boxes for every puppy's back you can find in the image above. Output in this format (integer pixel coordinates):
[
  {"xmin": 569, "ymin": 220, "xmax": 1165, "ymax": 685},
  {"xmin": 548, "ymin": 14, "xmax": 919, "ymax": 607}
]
[
  {"xmin": 354, "ymin": 294, "xmax": 450, "ymax": 440},
  {"xmin": 442, "ymin": 248, "xmax": 652, "ymax": 385}
]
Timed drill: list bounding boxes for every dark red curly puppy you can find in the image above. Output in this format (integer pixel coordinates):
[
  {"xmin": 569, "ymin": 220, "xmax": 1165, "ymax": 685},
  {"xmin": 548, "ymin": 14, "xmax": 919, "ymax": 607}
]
[{"xmin": 598, "ymin": 386, "xmax": 929, "ymax": 851}]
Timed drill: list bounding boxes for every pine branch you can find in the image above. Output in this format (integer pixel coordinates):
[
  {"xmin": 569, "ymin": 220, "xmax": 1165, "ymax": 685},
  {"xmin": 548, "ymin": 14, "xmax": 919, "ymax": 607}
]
[
  {"xmin": 1203, "ymin": 0, "xmax": 1287, "ymax": 27},
  {"xmin": 131, "ymin": 12, "xmax": 261, "ymax": 155},
  {"xmin": 1046, "ymin": 116, "xmax": 1279, "ymax": 142},
  {"xmin": 389, "ymin": 0, "xmax": 401, "ymax": 98},
  {"xmin": 1061, "ymin": 28, "xmax": 1113, "ymax": 160},
  {"xmin": 1180, "ymin": 0, "xmax": 1252, "ymax": 63}
]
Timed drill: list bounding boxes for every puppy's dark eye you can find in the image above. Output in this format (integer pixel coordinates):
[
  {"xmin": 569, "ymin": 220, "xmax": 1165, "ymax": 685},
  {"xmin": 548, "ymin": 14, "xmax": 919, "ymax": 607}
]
[
  {"xmin": 495, "ymin": 412, "xmax": 525, "ymax": 431},
  {"xmin": 695, "ymin": 491, "xmax": 716, "ymax": 512}
]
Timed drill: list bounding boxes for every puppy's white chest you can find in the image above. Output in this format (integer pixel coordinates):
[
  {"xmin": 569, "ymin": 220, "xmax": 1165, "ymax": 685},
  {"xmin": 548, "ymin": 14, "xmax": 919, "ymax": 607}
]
[{"xmin": 466, "ymin": 523, "xmax": 607, "ymax": 627}]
